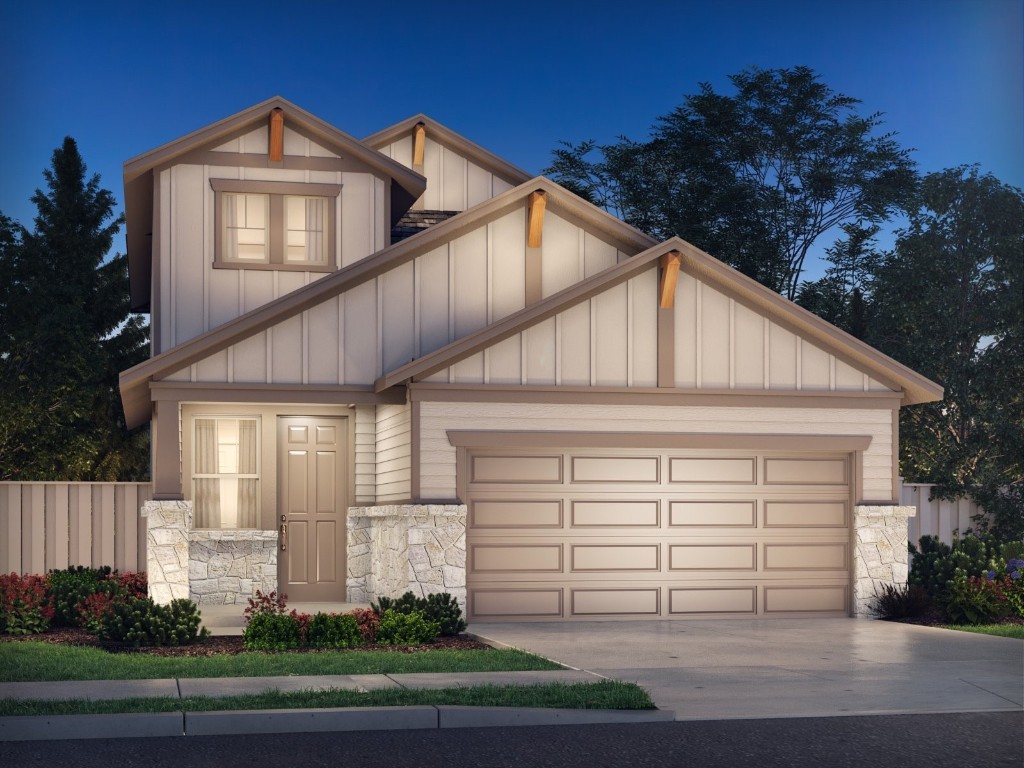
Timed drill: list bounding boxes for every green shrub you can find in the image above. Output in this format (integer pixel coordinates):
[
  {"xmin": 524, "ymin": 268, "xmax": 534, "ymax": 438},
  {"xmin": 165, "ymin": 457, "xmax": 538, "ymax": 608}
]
[
  {"xmin": 0, "ymin": 573, "xmax": 55, "ymax": 635},
  {"xmin": 371, "ymin": 591, "xmax": 466, "ymax": 636},
  {"xmin": 910, "ymin": 534, "xmax": 1008, "ymax": 599},
  {"xmin": 98, "ymin": 596, "xmax": 208, "ymax": 647},
  {"xmin": 242, "ymin": 612, "xmax": 303, "ymax": 651},
  {"xmin": 347, "ymin": 608, "xmax": 379, "ymax": 643},
  {"xmin": 375, "ymin": 609, "xmax": 440, "ymax": 645},
  {"xmin": 941, "ymin": 571, "xmax": 1008, "ymax": 625},
  {"xmin": 871, "ymin": 583, "xmax": 933, "ymax": 619},
  {"xmin": 46, "ymin": 566, "xmax": 113, "ymax": 627},
  {"xmin": 307, "ymin": 613, "xmax": 362, "ymax": 648}
]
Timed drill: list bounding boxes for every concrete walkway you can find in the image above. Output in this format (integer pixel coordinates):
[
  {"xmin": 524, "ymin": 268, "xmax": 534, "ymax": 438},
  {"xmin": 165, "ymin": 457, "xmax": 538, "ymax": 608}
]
[{"xmin": 468, "ymin": 619, "xmax": 1024, "ymax": 721}]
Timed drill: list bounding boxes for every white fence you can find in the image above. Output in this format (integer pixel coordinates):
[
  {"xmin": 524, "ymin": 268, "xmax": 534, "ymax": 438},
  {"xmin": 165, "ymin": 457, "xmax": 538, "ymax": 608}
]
[
  {"xmin": 0, "ymin": 482, "xmax": 152, "ymax": 575},
  {"xmin": 901, "ymin": 482, "xmax": 988, "ymax": 548}
]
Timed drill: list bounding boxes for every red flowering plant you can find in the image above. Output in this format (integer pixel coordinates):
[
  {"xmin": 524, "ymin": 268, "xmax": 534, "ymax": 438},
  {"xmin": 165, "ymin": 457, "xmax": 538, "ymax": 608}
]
[
  {"xmin": 347, "ymin": 608, "xmax": 379, "ymax": 643},
  {"xmin": 0, "ymin": 573, "xmax": 55, "ymax": 635},
  {"xmin": 242, "ymin": 590, "xmax": 289, "ymax": 625},
  {"xmin": 984, "ymin": 558, "xmax": 1024, "ymax": 619}
]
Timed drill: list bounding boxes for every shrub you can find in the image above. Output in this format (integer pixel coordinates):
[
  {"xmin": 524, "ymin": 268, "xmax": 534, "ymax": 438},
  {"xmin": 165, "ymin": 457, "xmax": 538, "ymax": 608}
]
[
  {"xmin": 112, "ymin": 571, "xmax": 148, "ymax": 599},
  {"xmin": 375, "ymin": 609, "xmax": 440, "ymax": 645},
  {"xmin": 307, "ymin": 613, "xmax": 362, "ymax": 648},
  {"xmin": 242, "ymin": 612, "xmax": 303, "ymax": 651},
  {"xmin": 941, "ymin": 571, "xmax": 1009, "ymax": 625},
  {"xmin": 242, "ymin": 589, "xmax": 290, "ymax": 624},
  {"xmin": 347, "ymin": 608, "xmax": 379, "ymax": 643},
  {"xmin": 982, "ymin": 558, "xmax": 1024, "ymax": 619},
  {"xmin": 98, "ymin": 596, "xmax": 208, "ymax": 647},
  {"xmin": 76, "ymin": 591, "xmax": 122, "ymax": 633},
  {"xmin": 0, "ymin": 573, "xmax": 54, "ymax": 635},
  {"xmin": 46, "ymin": 566, "xmax": 113, "ymax": 627},
  {"xmin": 371, "ymin": 591, "xmax": 466, "ymax": 636},
  {"xmin": 871, "ymin": 583, "xmax": 933, "ymax": 619},
  {"xmin": 910, "ymin": 534, "xmax": 1008, "ymax": 599}
]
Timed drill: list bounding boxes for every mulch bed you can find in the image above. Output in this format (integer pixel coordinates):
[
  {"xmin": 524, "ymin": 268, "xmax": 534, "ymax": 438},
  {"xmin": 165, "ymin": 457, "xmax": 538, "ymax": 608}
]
[{"xmin": 2, "ymin": 627, "xmax": 492, "ymax": 657}]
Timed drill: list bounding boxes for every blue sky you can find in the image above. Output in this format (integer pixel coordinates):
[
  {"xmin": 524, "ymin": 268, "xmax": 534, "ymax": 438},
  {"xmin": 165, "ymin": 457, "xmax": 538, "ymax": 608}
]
[{"xmin": 1, "ymin": 0, "xmax": 1021, "ymax": 277}]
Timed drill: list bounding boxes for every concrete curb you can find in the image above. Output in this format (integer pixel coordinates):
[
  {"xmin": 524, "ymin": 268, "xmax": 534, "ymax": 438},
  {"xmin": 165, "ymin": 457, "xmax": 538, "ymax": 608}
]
[{"xmin": 0, "ymin": 706, "xmax": 675, "ymax": 740}]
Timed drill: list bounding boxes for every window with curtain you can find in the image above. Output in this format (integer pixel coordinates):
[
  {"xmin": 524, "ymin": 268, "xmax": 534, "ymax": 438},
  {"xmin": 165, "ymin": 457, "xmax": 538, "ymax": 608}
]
[{"xmin": 193, "ymin": 417, "xmax": 260, "ymax": 529}]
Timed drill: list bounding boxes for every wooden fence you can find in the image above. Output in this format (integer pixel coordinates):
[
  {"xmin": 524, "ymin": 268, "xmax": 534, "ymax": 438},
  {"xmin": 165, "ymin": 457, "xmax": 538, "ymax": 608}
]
[
  {"xmin": 0, "ymin": 483, "xmax": 152, "ymax": 575},
  {"xmin": 901, "ymin": 482, "xmax": 988, "ymax": 548}
]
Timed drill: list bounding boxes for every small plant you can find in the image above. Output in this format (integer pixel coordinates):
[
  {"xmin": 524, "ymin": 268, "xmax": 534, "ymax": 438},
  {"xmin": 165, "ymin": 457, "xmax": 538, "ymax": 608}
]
[
  {"xmin": 982, "ymin": 558, "xmax": 1024, "ymax": 619},
  {"xmin": 871, "ymin": 583, "xmax": 932, "ymax": 619},
  {"xmin": 242, "ymin": 612, "xmax": 303, "ymax": 651},
  {"xmin": 0, "ymin": 573, "xmax": 55, "ymax": 635},
  {"xmin": 98, "ymin": 596, "xmax": 208, "ymax": 647},
  {"xmin": 347, "ymin": 608, "xmax": 379, "ymax": 643},
  {"xmin": 941, "ymin": 571, "xmax": 1008, "ymax": 625},
  {"xmin": 910, "ymin": 534, "xmax": 1008, "ymax": 600},
  {"xmin": 307, "ymin": 613, "xmax": 362, "ymax": 648},
  {"xmin": 371, "ymin": 591, "xmax": 466, "ymax": 637},
  {"xmin": 76, "ymin": 591, "xmax": 122, "ymax": 633},
  {"xmin": 112, "ymin": 571, "xmax": 148, "ymax": 599},
  {"xmin": 242, "ymin": 590, "xmax": 289, "ymax": 625},
  {"xmin": 375, "ymin": 609, "xmax": 440, "ymax": 645},
  {"xmin": 46, "ymin": 566, "xmax": 113, "ymax": 627}
]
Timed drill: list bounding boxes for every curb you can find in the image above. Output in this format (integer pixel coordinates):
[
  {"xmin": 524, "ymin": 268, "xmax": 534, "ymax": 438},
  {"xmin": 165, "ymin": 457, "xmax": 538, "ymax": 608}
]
[{"xmin": 0, "ymin": 706, "xmax": 675, "ymax": 741}]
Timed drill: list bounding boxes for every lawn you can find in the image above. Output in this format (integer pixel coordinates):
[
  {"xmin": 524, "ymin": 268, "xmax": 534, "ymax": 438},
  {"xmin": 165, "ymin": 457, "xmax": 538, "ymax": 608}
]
[
  {"xmin": 0, "ymin": 641, "xmax": 562, "ymax": 682},
  {"xmin": 941, "ymin": 623, "xmax": 1024, "ymax": 640}
]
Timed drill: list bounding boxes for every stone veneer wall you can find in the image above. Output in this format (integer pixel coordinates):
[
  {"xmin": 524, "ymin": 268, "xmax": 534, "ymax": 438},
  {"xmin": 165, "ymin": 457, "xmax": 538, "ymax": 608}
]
[
  {"xmin": 852, "ymin": 505, "xmax": 916, "ymax": 618},
  {"xmin": 142, "ymin": 500, "xmax": 279, "ymax": 606},
  {"xmin": 347, "ymin": 505, "xmax": 467, "ymax": 606}
]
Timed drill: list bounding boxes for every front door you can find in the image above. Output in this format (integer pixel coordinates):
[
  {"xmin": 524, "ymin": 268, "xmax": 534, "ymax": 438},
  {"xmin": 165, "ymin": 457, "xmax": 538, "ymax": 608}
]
[{"xmin": 278, "ymin": 416, "xmax": 348, "ymax": 601}]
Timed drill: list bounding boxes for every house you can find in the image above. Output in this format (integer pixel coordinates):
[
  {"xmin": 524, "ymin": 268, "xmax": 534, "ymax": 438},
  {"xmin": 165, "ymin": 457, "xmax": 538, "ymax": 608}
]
[{"xmin": 118, "ymin": 97, "xmax": 942, "ymax": 621}]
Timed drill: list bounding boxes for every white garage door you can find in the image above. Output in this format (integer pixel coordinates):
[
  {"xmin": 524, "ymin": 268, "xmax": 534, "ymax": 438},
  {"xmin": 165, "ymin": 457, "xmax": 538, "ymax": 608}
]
[{"xmin": 465, "ymin": 448, "xmax": 852, "ymax": 621}]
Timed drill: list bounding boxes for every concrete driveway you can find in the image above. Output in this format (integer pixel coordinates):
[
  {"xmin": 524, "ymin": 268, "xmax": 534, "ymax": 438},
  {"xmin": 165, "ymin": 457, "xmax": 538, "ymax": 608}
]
[{"xmin": 469, "ymin": 619, "xmax": 1023, "ymax": 720}]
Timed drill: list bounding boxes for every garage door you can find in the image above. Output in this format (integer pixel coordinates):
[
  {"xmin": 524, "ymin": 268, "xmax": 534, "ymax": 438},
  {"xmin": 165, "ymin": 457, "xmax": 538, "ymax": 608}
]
[{"xmin": 465, "ymin": 448, "xmax": 851, "ymax": 621}]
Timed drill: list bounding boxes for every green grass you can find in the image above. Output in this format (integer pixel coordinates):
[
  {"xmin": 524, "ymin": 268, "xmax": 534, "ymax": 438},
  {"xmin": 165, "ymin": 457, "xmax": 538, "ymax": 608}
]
[
  {"xmin": 941, "ymin": 623, "xmax": 1024, "ymax": 639},
  {"xmin": 0, "ymin": 642, "xmax": 561, "ymax": 682},
  {"xmin": 0, "ymin": 681, "xmax": 654, "ymax": 716}
]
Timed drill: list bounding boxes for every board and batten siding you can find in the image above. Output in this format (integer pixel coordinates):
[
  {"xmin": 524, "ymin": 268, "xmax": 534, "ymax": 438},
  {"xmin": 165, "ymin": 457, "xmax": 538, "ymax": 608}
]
[
  {"xmin": 379, "ymin": 134, "xmax": 513, "ymax": 211},
  {"xmin": 0, "ymin": 483, "xmax": 152, "ymax": 574},
  {"xmin": 416, "ymin": 402, "xmax": 895, "ymax": 503},
  {"xmin": 157, "ymin": 124, "xmax": 388, "ymax": 357},
  {"xmin": 375, "ymin": 403, "xmax": 412, "ymax": 501},
  {"xmin": 167, "ymin": 208, "xmax": 631, "ymax": 388}
]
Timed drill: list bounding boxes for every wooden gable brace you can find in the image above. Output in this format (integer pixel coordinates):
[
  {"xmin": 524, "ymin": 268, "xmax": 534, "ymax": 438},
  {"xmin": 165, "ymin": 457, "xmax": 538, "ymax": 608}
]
[
  {"xmin": 527, "ymin": 190, "xmax": 547, "ymax": 248},
  {"xmin": 412, "ymin": 122, "xmax": 427, "ymax": 168},
  {"xmin": 659, "ymin": 250, "xmax": 681, "ymax": 309},
  {"xmin": 269, "ymin": 108, "xmax": 285, "ymax": 162}
]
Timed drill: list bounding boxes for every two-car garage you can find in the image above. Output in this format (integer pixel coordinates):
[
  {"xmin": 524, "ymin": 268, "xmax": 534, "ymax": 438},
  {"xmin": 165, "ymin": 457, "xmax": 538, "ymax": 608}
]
[{"xmin": 464, "ymin": 445, "xmax": 856, "ymax": 621}]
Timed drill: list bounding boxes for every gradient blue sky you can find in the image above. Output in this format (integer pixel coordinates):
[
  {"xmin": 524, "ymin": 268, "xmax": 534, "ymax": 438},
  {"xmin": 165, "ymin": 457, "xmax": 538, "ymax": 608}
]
[{"xmin": 2, "ymin": 0, "xmax": 1021, "ymax": 275}]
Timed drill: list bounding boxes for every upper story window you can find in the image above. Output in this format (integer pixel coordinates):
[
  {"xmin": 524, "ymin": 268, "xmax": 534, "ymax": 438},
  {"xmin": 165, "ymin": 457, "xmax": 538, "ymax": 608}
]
[{"xmin": 210, "ymin": 179, "xmax": 341, "ymax": 272}]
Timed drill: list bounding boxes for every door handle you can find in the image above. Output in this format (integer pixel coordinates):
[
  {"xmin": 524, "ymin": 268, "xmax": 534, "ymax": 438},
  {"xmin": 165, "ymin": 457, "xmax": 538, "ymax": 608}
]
[{"xmin": 279, "ymin": 523, "xmax": 287, "ymax": 551}]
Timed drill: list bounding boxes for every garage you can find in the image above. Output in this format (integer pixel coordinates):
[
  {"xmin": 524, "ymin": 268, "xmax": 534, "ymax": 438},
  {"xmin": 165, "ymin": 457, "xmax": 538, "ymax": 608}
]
[{"xmin": 465, "ymin": 446, "xmax": 854, "ymax": 621}]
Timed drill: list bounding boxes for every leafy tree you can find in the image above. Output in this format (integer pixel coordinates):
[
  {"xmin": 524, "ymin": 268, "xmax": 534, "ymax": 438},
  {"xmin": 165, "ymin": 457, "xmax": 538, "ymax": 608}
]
[
  {"xmin": 868, "ymin": 167, "xmax": 1024, "ymax": 539},
  {"xmin": 0, "ymin": 138, "xmax": 149, "ymax": 481},
  {"xmin": 546, "ymin": 66, "xmax": 917, "ymax": 298}
]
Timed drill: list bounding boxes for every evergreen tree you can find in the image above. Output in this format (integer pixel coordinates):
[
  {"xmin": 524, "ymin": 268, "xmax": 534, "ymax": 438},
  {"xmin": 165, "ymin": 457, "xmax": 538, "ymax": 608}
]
[{"xmin": 0, "ymin": 138, "xmax": 149, "ymax": 480}]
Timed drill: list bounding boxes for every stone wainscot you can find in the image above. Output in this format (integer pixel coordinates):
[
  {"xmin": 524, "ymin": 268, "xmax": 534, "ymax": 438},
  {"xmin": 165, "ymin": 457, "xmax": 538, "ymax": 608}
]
[{"xmin": 852, "ymin": 504, "xmax": 916, "ymax": 617}]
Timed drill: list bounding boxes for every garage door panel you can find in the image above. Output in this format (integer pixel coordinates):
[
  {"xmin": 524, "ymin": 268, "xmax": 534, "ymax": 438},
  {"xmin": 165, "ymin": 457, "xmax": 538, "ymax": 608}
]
[
  {"xmin": 571, "ymin": 500, "xmax": 660, "ymax": 527},
  {"xmin": 763, "ymin": 543, "xmax": 848, "ymax": 571},
  {"xmin": 571, "ymin": 544, "xmax": 660, "ymax": 572},
  {"xmin": 670, "ymin": 501, "xmax": 756, "ymax": 527},
  {"xmin": 764, "ymin": 501, "xmax": 847, "ymax": 528},
  {"xmin": 669, "ymin": 544, "xmax": 756, "ymax": 571},
  {"xmin": 764, "ymin": 458, "xmax": 847, "ymax": 485},
  {"xmin": 471, "ymin": 500, "xmax": 563, "ymax": 528},
  {"xmin": 571, "ymin": 588, "xmax": 660, "ymax": 616},
  {"xmin": 764, "ymin": 585, "xmax": 848, "ymax": 613},
  {"xmin": 472, "ymin": 455, "xmax": 562, "ymax": 484},
  {"xmin": 472, "ymin": 589, "xmax": 563, "ymax": 617},
  {"xmin": 471, "ymin": 544, "xmax": 562, "ymax": 572},
  {"xmin": 669, "ymin": 587, "xmax": 757, "ymax": 615},
  {"xmin": 571, "ymin": 456, "xmax": 660, "ymax": 483},
  {"xmin": 670, "ymin": 457, "xmax": 756, "ymax": 484}
]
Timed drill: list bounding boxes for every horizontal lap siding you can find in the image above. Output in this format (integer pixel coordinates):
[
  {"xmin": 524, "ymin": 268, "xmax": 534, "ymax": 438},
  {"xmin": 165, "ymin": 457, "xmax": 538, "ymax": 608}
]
[
  {"xmin": 0, "ymin": 483, "xmax": 152, "ymax": 574},
  {"xmin": 376, "ymin": 403, "xmax": 411, "ymax": 501},
  {"xmin": 354, "ymin": 405, "xmax": 377, "ymax": 504},
  {"xmin": 418, "ymin": 402, "xmax": 893, "ymax": 502}
]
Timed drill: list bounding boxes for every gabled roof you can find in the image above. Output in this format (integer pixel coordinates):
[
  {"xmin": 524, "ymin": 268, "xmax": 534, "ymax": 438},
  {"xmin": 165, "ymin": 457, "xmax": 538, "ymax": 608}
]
[
  {"xmin": 375, "ymin": 236, "xmax": 944, "ymax": 407},
  {"xmin": 119, "ymin": 176, "xmax": 657, "ymax": 429},
  {"xmin": 123, "ymin": 97, "xmax": 428, "ymax": 312},
  {"xmin": 363, "ymin": 114, "xmax": 532, "ymax": 187}
]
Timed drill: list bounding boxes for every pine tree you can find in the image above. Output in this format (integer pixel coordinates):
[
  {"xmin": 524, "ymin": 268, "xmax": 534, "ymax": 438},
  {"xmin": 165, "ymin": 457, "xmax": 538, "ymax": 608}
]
[{"xmin": 0, "ymin": 138, "xmax": 149, "ymax": 480}]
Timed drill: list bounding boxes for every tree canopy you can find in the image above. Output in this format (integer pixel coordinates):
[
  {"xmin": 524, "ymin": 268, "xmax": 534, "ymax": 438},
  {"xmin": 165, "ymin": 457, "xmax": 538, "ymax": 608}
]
[
  {"xmin": 0, "ymin": 137, "xmax": 149, "ymax": 481},
  {"xmin": 545, "ymin": 66, "xmax": 917, "ymax": 299}
]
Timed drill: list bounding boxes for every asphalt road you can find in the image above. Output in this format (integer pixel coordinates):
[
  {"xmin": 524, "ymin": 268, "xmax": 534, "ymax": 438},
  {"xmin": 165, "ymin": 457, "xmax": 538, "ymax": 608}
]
[{"xmin": 1, "ymin": 712, "xmax": 1020, "ymax": 768}]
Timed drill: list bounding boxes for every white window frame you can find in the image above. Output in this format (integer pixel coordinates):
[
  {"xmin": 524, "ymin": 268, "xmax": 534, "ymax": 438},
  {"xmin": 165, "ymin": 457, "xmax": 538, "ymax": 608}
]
[{"xmin": 210, "ymin": 179, "xmax": 341, "ymax": 272}]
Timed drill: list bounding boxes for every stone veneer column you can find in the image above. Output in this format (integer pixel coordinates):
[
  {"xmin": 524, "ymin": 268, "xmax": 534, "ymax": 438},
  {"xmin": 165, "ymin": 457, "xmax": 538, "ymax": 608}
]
[
  {"xmin": 141, "ymin": 500, "xmax": 192, "ymax": 605},
  {"xmin": 852, "ymin": 505, "xmax": 917, "ymax": 618},
  {"xmin": 347, "ymin": 505, "xmax": 467, "ymax": 606}
]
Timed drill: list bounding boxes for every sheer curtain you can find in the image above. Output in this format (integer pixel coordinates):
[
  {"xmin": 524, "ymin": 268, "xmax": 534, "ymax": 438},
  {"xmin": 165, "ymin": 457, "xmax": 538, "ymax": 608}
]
[
  {"xmin": 306, "ymin": 197, "xmax": 325, "ymax": 263},
  {"xmin": 194, "ymin": 419, "xmax": 220, "ymax": 528},
  {"xmin": 237, "ymin": 419, "xmax": 258, "ymax": 528}
]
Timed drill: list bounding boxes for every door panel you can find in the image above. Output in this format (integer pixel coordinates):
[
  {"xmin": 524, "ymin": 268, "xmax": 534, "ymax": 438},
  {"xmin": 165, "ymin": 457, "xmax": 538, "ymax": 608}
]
[{"xmin": 278, "ymin": 416, "xmax": 348, "ymax": 601}]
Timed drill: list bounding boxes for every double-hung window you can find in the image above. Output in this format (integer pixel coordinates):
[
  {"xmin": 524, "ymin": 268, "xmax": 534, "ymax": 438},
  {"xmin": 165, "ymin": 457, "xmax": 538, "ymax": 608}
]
[
  {"xmin": 210, "ymin": 179, "xmax": 341, "ymax": 271},
  {"xmin": 193, "ymin": 416, "xmax": 261, "ymax": 530}
]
